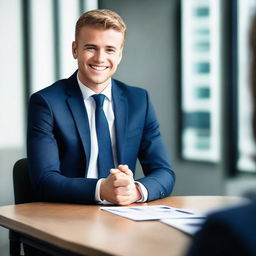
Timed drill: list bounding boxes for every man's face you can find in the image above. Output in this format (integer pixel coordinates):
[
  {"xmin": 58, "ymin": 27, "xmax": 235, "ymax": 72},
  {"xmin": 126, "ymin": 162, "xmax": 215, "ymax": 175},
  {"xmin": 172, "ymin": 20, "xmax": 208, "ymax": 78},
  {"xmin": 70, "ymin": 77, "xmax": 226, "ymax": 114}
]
[{"xmin": 72, "ymin": 26, "xmax": 124, "ymax": 92}]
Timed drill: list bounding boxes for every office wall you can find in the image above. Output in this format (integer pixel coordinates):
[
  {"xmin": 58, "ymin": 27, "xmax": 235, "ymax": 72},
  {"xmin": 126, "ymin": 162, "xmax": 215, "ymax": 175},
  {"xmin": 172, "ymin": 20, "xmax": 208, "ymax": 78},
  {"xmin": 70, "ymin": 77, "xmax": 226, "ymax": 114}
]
[
  {"xmin": 99, "ymin": 0, "xmax": 225, "ymax": 195},
  {"xmin": 0, "ymin": 0, "xmax": 25, "ymax": 255}
]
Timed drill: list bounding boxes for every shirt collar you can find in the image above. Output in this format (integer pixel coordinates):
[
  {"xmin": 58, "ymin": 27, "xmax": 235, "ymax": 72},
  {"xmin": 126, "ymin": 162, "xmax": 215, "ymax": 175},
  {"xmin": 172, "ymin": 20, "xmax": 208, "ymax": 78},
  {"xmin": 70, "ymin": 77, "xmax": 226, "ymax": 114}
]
[{"xmin": 77, "ymin": 74, "xmax": 112, "ymax": 102}]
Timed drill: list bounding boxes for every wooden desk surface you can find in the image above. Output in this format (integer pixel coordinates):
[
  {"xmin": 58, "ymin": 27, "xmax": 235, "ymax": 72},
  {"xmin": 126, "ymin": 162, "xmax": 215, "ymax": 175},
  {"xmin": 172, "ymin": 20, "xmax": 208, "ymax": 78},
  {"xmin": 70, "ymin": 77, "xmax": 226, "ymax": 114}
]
[{"xmin": 0, "ymin": 196, "xmax": 245, "ymax": 256}]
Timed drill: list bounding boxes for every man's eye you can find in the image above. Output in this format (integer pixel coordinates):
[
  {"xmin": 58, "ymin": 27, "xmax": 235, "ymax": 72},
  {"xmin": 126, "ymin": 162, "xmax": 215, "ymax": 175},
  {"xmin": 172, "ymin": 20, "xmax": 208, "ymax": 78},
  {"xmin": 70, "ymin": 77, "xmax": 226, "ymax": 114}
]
[
  {"xmin": 106, "ymin": 49, "xmax": 115, "ymax": 53},
  {"xmin": 85, "ymin": 47, "xmax": 96, "ymax": 50}
]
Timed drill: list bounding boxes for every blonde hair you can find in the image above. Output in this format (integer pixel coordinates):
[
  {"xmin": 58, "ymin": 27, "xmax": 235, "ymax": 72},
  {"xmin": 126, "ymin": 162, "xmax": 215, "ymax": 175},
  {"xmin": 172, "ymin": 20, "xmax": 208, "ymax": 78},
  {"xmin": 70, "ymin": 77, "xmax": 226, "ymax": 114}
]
[{"xmin": 75, "ymin": 9, "xmax": 126, "ymax": 41}]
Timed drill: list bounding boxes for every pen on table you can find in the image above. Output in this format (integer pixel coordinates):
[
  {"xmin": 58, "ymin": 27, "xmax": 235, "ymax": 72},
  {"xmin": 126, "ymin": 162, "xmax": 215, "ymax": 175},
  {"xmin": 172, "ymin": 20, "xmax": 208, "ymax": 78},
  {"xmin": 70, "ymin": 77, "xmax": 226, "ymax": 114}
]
[{"xmin": 175, "ymin": 209, "xmax": 193, "ymax": 215}]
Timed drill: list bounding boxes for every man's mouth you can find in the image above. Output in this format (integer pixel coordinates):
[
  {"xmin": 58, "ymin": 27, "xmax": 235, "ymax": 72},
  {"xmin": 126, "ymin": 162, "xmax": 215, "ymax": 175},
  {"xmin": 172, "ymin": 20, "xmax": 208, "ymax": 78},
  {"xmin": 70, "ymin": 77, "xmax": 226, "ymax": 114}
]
[{"xmin": 89, "ymin": 65, "xmax": 108, "ymax": 71}]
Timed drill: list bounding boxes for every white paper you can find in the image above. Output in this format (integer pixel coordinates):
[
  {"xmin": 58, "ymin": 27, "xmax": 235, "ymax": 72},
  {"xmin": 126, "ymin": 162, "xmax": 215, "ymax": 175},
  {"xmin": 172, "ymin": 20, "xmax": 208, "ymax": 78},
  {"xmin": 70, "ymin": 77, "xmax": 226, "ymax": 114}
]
[
  {"xmin": 160, "ymin": 218, "xmax": 205, "ymax": 235},
  {"xmin": 101, "ymin": 205, "xmax": 206, "ymax": 221}
]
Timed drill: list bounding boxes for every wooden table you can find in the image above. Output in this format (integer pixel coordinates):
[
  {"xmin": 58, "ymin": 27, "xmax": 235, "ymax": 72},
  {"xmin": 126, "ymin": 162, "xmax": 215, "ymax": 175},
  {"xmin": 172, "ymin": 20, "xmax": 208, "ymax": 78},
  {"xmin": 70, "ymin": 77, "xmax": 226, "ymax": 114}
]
[{"xmin": 0, "ymin": 196, "xmax": 245, "ymax": 256}]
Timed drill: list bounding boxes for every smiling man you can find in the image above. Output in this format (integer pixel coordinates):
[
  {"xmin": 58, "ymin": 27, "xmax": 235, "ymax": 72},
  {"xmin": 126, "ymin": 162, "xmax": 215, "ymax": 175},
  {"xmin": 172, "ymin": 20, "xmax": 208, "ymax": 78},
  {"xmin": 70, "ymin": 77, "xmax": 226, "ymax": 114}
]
[
  {"xmin": 27, "ymin": 9, "xmax": 175, "ymax": 205},
  {"xmin": 72, "ymin": 25, "xmax": 123, "ymax": 93}
]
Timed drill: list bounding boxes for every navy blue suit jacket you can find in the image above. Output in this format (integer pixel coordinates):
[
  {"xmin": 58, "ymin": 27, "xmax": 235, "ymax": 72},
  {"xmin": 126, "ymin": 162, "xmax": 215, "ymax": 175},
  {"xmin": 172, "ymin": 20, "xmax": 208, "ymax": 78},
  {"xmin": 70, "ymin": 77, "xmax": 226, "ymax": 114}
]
[{"xmin": 27, "ymin": 71, "xmax": 175, "ymax": 204}]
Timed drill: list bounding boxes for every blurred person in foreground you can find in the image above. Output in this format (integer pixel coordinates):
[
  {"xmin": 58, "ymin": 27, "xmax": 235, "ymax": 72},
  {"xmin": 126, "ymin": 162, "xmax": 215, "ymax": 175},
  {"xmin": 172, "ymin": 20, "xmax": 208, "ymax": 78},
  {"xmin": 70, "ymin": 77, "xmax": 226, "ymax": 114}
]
[
  {"xmin": 27, "ymin": 9, "xmax": 175, "ymax": 206},
  {"xmin": 186, "ymin": 14, "xmax": 256, "ymax": 256}
]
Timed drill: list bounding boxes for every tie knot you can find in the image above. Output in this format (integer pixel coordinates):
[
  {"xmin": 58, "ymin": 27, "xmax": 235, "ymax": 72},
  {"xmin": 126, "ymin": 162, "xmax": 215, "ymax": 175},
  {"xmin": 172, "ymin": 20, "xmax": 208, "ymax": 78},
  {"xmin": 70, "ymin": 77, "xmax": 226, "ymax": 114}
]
[{"xmin": 92, "ymin": 94, "xmax": 105, "ymax": 108}]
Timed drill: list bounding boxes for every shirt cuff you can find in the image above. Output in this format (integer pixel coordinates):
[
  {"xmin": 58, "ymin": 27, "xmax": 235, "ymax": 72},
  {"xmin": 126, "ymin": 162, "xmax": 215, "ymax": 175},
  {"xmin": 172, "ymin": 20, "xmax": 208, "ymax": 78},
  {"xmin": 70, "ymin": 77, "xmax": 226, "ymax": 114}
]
[
  {"xmin": 135, "ymin": 181, "xmax": 148, "ymax": 202},
  {"xmin": 95, "ymin": 178, "xmax": 113, "ymax": 205}
]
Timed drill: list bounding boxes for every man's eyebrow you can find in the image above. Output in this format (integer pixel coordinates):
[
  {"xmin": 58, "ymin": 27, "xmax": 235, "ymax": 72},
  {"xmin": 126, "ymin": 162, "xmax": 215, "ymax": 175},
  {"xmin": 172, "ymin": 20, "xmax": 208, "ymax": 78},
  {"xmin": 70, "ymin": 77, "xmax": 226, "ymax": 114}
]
[
  {"xmin": 106, "ymin": 45, "xmax": 117, "ymax": 48},
  {"xmin": 83, "ymin": 44, "xmax": 117, "ymax": 49},
  {"xmin": 83, "ymin": 44, "xmax": 97, "ymax": 48}
]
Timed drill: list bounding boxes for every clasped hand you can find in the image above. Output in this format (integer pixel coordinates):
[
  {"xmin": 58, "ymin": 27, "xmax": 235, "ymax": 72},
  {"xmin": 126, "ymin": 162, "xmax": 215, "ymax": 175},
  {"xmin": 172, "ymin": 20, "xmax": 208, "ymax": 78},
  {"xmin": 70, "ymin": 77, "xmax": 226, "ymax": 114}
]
[{"xmin": 100, "ymin": 165, "xmax": 142, "ymax": 205}]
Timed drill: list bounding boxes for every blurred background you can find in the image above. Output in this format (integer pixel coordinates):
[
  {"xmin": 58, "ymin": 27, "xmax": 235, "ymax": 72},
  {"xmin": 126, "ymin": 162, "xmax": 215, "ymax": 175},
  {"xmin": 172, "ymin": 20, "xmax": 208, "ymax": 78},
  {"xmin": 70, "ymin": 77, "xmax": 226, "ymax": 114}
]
[{"xmin": 1, "ymin": 0, "xmax": 256, "ymax": 254}]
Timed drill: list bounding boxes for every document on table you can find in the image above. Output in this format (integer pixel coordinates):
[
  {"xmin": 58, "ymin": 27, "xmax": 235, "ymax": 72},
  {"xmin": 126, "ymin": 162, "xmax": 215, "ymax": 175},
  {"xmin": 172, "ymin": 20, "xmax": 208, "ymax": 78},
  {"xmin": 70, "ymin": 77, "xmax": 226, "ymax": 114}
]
[
  {"xmin": 160, "ymin": 218, "xmax": 205, "ymax": 235},
  {"xmin": 101, "ymin": 205, "xmax": 206, "ymax": 221}
]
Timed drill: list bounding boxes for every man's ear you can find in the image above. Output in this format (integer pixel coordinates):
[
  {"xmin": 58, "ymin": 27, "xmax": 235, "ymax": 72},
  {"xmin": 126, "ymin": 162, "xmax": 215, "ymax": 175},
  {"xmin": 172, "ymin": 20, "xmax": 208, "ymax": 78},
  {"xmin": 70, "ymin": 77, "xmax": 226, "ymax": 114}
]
[
  {"xmin": 72, "ymin": 41, "xmax": 78, "ymax": 59},
  {"xmin": 117, "ymin": 47, "xmax": 123, "ymax": 65}
]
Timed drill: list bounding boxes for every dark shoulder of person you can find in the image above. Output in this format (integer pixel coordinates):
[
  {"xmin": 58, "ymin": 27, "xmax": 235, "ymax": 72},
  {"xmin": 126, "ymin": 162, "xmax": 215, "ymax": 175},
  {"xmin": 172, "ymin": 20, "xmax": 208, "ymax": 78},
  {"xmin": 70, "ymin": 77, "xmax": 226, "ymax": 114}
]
[{"xmin": 186, "ymin": 203, "xmax": 256, "ymax": 256}]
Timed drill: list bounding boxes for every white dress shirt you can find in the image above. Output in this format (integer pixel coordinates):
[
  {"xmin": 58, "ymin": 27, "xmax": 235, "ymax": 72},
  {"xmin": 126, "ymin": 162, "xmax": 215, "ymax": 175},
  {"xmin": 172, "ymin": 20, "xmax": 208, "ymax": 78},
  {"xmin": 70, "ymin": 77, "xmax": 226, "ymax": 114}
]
[{"xmin": 77, "ymin": 76, "xmax": 148, "ymax": 203}]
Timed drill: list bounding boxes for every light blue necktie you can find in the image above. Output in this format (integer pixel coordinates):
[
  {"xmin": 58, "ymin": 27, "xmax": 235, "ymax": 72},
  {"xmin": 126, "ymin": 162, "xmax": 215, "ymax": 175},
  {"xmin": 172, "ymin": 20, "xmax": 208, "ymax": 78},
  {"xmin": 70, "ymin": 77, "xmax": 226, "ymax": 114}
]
[{"xmin": 92, "ymin": 94, "xmax": 115, "ymax": 178}]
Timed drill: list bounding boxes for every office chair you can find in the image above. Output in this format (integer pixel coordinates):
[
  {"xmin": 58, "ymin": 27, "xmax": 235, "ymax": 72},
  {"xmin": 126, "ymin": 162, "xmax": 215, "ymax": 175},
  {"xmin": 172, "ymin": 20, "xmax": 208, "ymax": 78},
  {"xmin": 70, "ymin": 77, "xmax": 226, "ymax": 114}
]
[
  {"xmin": 10, "ymin": 160, "xmax": 69, "ymax": 256},
  {"xmin": 10, "ymin": 158, "xmax": 37, "ymax": 256},
  {"xmin": 13, "ymin": 158, "xmax": 35, "ymax": 204}
]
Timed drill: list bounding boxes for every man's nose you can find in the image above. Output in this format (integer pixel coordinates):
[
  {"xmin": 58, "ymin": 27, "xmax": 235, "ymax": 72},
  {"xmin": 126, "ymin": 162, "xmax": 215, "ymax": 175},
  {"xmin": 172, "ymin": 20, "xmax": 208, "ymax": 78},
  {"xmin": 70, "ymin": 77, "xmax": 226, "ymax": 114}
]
[{"xmin": 93, "ymin": 49, "xmax": 106, "ymax": 63}]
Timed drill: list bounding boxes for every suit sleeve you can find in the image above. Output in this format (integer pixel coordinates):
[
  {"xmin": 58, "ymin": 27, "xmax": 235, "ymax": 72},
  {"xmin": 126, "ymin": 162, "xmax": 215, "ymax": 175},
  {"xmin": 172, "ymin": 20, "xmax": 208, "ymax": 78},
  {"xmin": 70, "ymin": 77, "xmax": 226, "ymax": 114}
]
[
  {"xmin": 136, "ymin": 91, "xmax": 175, "ymax": 201},
  {"xmin": 27, "ymin": 93, "xmax": 98, "ymax": 204}
]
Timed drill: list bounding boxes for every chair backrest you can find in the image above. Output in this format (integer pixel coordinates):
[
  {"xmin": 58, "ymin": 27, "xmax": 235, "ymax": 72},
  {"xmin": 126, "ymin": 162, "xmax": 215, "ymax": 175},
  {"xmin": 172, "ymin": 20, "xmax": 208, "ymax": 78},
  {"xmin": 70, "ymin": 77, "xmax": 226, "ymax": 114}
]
[{"xmin": 13, "ymin": 158, "xmax": 36, "ymax": 204}]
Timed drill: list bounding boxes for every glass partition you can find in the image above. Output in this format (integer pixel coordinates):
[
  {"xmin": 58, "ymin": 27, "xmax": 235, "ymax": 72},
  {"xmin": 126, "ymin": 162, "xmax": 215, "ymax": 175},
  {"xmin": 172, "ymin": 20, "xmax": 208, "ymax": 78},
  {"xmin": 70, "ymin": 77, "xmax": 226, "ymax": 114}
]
[
  {"xmin": 181, "ymin": 0, "xmax": 221, "ymax": 162},
  {"xmin": 237, "ymin": 0, "xmax": 256, "ymax": 172}
]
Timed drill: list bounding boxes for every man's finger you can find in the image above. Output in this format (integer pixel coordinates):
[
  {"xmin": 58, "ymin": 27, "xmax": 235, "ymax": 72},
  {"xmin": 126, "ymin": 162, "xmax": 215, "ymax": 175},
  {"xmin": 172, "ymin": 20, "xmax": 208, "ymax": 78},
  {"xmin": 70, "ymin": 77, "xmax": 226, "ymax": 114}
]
[
  {"xmin": 118, "ymin": 165, "xmax": 133, "ymax": 176},
  {"xmin": 110, "ymin": 168, "xmax": 120, "ymax": 174},
  {"xmin": 113, "ymin": 176, "xmax": 131, "ymax": 187},
  {"xmin": 114, "ymin": 185, "xmax": 133, "ymax": 196}
]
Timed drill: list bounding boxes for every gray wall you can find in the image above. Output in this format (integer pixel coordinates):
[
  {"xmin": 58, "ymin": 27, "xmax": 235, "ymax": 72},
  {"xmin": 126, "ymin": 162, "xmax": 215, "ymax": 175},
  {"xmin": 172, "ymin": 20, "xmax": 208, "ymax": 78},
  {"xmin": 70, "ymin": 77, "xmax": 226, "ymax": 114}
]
[
  {"xmin": 0, "ymin": 0, "xmax": 26, "ymax": 255},
  {"xmin": 99, "ymin": 0, "xmax": 225, "ymax": 195}
]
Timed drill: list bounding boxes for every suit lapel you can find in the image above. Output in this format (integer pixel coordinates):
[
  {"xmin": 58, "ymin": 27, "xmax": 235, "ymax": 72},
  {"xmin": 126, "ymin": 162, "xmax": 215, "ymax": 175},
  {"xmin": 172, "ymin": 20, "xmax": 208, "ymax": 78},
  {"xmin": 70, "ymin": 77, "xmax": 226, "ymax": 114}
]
[
  {"xmin": 112, "ymin": 80, "xmax": 128, "ymax": 164},
  {"xmin": 64, "ymin": 75, "xmax": 128, "ymax": 170},
  {"xmin": 65, "ymin": 72, "xmax": 91, "ymax": 172}
]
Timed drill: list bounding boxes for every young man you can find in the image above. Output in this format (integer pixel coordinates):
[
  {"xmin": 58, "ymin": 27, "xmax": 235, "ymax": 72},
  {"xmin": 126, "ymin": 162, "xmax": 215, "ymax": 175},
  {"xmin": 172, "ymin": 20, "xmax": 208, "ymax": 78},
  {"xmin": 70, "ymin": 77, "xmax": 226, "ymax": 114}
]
[{"xmin": 27, "ymin": 9, "xmax": 175, "ymax": 205}]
